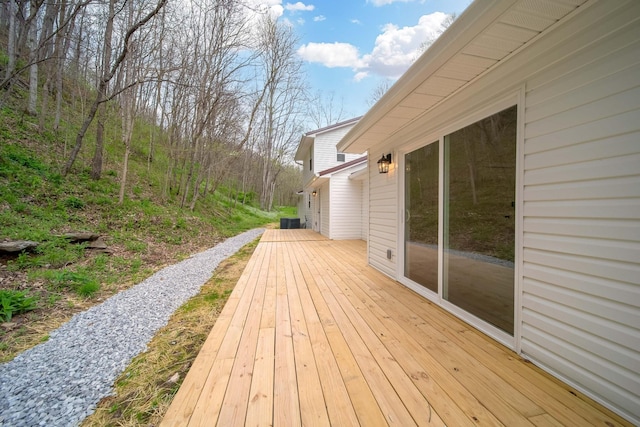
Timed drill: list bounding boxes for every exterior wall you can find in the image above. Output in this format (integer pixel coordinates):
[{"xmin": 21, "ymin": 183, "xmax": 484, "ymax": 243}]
[
  {"xmin": 314, "ymin": 125, "xmax": 362, "ymax": 174},
  {"xmin": 367, "ymin": 157, "xmax": 398, "ymax": 277},
  {"xmin": 364, "ymin": 1, "xmax": 639, "ymax": 422},
  {"xmin": 311, "ymin": 189, "xmax": 320, "ymax": 233},
  {"xmin": 298, "ymin": 193, "xmax": 312, "ymax": 229},
  {"xmin": 301, "ymin": 142, "xmax": 314, "ymax": 188},
  {"xmin": 519, "ymin": 4, "xmax": 640, "ymax": 421},
  {"xmin": 328, "ymin": 166, "xmax": 366, "ymax": 240},
  {"xmin": 319, "ymin": 182, "xmax": 330, "ymax": 238},
  {"xmin": 361, "ymin": 177, "xmax": 369, "ymax": 241}
]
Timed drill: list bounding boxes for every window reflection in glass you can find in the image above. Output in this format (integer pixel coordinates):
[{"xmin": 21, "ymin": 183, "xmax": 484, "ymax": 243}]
[
  {"xmin": 444, "ymin": 105, "xmax": 517, "ymax": 334},
  {"xmin": 405, "ymin": 142, "xmax": 439, "ymax": 292}
]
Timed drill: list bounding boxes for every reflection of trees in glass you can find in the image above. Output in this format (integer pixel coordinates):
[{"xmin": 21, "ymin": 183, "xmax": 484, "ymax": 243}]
[
  {"xmin": 446, "ymin": 106, "xmax": 517, "ymax": 262},
  {"xmin": 406, "ymin": 142, "xmax": 439, "ymax": 245}
]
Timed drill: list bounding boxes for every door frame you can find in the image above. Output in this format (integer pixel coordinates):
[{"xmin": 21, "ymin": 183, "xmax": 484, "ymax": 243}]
[{"xmin": 396, "ymin": 89, "xmax": 525, "ymax": 352}]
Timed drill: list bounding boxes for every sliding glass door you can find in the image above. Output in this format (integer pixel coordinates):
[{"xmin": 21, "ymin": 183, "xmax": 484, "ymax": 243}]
[
  {"xmin": 403, "ymin": 105, "xmax": 517, "ymax": 336},
  {"xmin": 404, "ymin": 142, "xmax": 439, "ymax": 293},
  {"xmin": 444, "ymin": 105, "xmax": 517, "ymax": 335}
]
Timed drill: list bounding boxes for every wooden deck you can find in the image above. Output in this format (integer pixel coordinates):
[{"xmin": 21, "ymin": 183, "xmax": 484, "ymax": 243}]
[{"xmin": 161, "ymin": 229, "xmax": 630, "ymax": 426}]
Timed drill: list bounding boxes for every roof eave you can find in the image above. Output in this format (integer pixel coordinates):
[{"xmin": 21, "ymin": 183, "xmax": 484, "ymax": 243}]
[
  {"xmin": 294, "ymin": 135, "xmax": 315, "ymax": 162},
  {"xmin": 337, "ymin": 0, "xmax": 514, "ymax": 154}
]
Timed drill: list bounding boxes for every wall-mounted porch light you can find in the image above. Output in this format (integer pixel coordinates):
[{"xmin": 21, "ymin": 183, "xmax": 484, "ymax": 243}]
[
  {"xmin": 377, "ymin": 153, "xmax": 392, "ymax": 174},
  {"xmin": 312, "ymin": 191, "xmax": 317, "ymax": 196}
]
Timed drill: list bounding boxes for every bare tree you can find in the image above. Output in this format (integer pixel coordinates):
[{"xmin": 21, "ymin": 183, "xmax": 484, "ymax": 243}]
[
  {"xmin": 90, "ymin": 0, "xmax": 115, "ymax": 180},
  {"xmin": 253, "ymin": 15, "xmax": 307, "ymax": 211},
  {"xmin": 367, "ymin": 78, "xmax": 393, "ymax": 107},
  {"xmin": 62, "ymin": 0, "xmax": 168, "ymax": 176},
  {"xmin": 306, "ymin": 90, "xmax": 347, "ymax": 129}
]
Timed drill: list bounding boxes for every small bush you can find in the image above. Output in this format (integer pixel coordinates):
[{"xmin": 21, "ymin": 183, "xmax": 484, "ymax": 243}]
[
  {"xmin": 63, "ymin": 196, "xmax": 85, "ymax": 209},
  {"xmin": 77, "ymin": 281, "xmax": 100, "ymax": 297},
  {"xmin": 0, "ymin": 290, "xmax": 38, "ymax": 322}
]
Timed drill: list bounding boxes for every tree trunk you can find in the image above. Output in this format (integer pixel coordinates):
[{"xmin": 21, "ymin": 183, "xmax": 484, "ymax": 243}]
[
  {"xmin": 5, "ymin": 0, "xmax": 17, "ymax": 82},
  {"xmin": 27, "ymin": 0, "xmax": 38, "ymax": 116},
  {"xmin": 91, "ymin": 0, "xmax": 115, "ymax": 180},
  {"xmin": 91, "ymin": 118, "xmax": 105, "ymax": 179},
  {"xmin": 119, "ymin": 146, "xmax": 130, "ymax": 204},
  {"xmin": 63, "ymin": 0, "xmax": 168, "ymax": 176}
]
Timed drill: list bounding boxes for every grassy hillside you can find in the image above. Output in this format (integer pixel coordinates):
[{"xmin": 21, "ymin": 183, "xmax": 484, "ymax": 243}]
[{"xmin": 0, "ymin": 105, "xmax": 294, "ymax": 362}]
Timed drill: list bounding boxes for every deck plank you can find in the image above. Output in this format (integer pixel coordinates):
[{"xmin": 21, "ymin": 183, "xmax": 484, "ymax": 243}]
[
  {"xmin": 161, "ymin": 230, "xmax": 633, "ymax": 427},
  {"xmin": 287, "ymin": 242, "xmax": 363, "ymax": 426},
  {"xmin": 323, "ymin": 242, "xmax": 540, "ymax": 426},
  {"xmin": 282, "ymin": 242, "xmax": 331, "ymax": 427}
]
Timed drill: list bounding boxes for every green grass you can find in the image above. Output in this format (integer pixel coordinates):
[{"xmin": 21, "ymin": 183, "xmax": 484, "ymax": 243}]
[
  {"xmin": 0, "ymin": 290, "xmax": 38, "ymax": 322},
  {"xmin": 0, "ymin": 82, "xmax": 296, "ymax": 362}
]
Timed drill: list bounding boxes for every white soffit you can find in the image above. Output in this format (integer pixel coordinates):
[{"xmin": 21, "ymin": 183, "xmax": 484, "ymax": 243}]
[{"xmin": 338, "ymin": 0, "xmax": 589, "ymax": 153}]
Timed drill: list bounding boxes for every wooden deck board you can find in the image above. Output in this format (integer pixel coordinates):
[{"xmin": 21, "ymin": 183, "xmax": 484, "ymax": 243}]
[{"xmin": 161, "ymin": 230, "xmax": 632, "ymax": 427}]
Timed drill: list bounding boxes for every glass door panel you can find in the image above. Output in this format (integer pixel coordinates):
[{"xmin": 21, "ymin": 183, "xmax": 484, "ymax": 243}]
[
  {"xmin": 443, "ymin": 106, "xmax": 517, "ymax": 335},
  {"xmin": 404, "ymin": 142, "xmax": 439, "ymax": 293}
]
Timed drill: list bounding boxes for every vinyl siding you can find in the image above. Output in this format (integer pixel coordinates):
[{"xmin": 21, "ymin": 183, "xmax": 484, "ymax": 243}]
[
  {"xmin": 328, "ymin": 166, "xmax": 366, "ymax": 240},
  {"xmin": 320, "ymin": 183, "xmax": 330, "ymax": 238},
  {"xmin": 298, "ymin": 194, "xmax": 312, "ymax": 229},
  {"xmin": 368, "ymin": 156, "xmax": 397, "ymax": 277},
  {"xmin": 302, "ymin": 143, "xmax": 314, "ymax": 187},
  {"xmin": 361, "ymin": 177, "xmax": 369, "ymax": 241},
  {"xmin": 520, "ymin": 3, "xmax": 640, "ymax": 421},
  {"xmin": 314, "ymin": 125, "xmax": 363, "ymax": 174}
]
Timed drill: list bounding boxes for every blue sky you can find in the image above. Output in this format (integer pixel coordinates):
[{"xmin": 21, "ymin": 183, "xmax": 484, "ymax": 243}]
[{"xmin": 250, "ymin": 0, "xmax": 473, "ymax": 118}]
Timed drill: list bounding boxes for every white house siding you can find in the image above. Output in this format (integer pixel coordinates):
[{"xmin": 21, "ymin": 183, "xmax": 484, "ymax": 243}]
[
  {"xmin": 298, "ymin": 193, "xmax": 312, "ymax": 229},
  {"xmin": 327, "ymin": 166, "xmax": 366, "ymax": 240},
  {"xmin": 361, "ymin": 177, "xmax": 369, "ymax": 241},
  {"xmin": 367, "ymin": 157, "xmax": 398, "ymax": 278},
  {"xmin": 319, "ymin": 182, "xmax": 330, "ymax": 238},
  {"xmin": 301, "ymin": 143, "xmax": 314, "ymax": 187},
  {"xmin": 314, "ymin": 126, "xmax": 363, "ymax": 174},
  {"xmin": 520, "ymin": 3, "xmax": 640, "ymax": 421}
]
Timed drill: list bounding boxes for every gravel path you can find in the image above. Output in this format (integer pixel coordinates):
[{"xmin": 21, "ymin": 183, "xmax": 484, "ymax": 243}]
[{"xmin": 0, "ymin": 228, "xmax": 265, "ymax": 427}]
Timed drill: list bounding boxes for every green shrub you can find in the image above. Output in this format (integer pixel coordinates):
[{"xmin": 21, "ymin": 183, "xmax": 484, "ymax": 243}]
[
  {"xmin": 77, "ymin": 281, "xmax": 100, "ymax": 297},
  {"xmin": 0, "ymin": 290, "xmax": 38, "ymax": 322},
  {"xmin": 63, "ymin": 196, "xmax": 85, "ymax": 209}
]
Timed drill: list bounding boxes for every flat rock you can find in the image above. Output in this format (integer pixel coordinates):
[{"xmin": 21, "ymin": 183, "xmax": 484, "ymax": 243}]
[
  {"xmin": 61, "ymin": 232, "xmax": 101, "ymax": 243},
  {"xmin": 0, "ymin": 240, "xmax": 39, "ymax": 253},
  {"xmin": 87, "ymin": 238, "xmax": 112, "ymax": 254}
]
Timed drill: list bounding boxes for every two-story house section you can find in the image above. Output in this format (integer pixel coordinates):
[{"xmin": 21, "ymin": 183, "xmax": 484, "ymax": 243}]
[{"xmin": 295, "ymin": 117, "xmax": 368, "ymax": 240}]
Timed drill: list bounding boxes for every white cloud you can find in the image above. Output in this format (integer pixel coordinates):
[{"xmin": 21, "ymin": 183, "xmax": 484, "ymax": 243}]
[
  {"xmin": 298, "ymin": 12, "xmax": 450, "ymax": 81},
  {"xmin": 365, "ymin": 12, "xmax": 448, "ymax": 78},
  {"xmin": 285, "ymin": 2, "xmax": 314, "ymax": 12},
  {"xmin": 354, "ymin": 71, "xmax": 369, "ymax": 82},
  {"xmin": 297, "ymin": 42, "xmax": 364, "ymax": 68},
  {"xmin": 350, "ymin": 19, "xmax": 362, "ymax": 25},
  {"xmin": 313, "ymin": 15, "xmax": 326, "ymax": 22}
]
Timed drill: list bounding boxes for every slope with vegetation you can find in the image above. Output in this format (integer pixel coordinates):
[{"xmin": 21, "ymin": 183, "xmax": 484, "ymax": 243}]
[
  {"xmin": 0, "ymin": 0, "xmax": 314, "ymax": 363},
  {"xmin": 0, "ymin": 102, "xmax": 294, "ymax": 362}
]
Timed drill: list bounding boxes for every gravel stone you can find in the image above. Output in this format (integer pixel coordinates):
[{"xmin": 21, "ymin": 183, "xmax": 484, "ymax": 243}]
[{"xmin": 0, "ymin": 228, "xmax": 265, "ymax": 427}]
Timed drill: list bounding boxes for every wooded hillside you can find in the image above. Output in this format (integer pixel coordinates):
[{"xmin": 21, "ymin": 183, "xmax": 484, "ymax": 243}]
[{"xmin": 0, "ymin": 0, "xmax": 324, "ymax": 210}]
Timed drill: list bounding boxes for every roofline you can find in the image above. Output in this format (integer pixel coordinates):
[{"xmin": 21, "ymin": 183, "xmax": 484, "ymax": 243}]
[
  {"xmin": 318, "ymin": 155, "xmax": 368, "ymax": 177},
  {"xmin": 294, "ymin": 135, "xmax": 314, "ymax": 161},
  {"xmin": 305, "ymin": 116, "xmax": 362, "ymax": 137},
  {"xmin": 337, "ymin": 0, "xmax": 514, "ymax": 153},
  {"xmin": 295, "ymin": 116, "xmax": 363, "ymax": 161}
]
